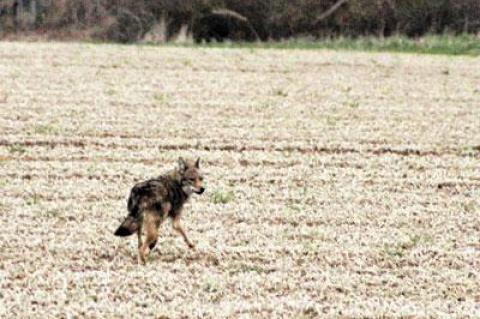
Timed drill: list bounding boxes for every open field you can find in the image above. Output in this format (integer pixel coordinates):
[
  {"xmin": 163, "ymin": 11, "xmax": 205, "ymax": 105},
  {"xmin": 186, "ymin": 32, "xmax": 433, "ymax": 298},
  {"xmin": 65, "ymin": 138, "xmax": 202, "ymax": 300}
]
[{"xmin": 0, "ymin": 42, "xmax": 479, "ymax": 318}]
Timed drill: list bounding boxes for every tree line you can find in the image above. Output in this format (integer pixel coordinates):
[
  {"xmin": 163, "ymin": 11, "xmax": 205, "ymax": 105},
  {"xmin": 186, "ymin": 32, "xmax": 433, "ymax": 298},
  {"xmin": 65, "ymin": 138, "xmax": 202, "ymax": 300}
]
[{"xmin": 1, "ymin": 0, "xmax": 479, "ymax": 42}]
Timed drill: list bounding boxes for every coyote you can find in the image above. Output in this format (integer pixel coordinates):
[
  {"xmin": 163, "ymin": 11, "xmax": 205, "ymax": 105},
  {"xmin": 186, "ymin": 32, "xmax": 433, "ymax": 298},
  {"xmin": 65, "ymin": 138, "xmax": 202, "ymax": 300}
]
[{"xmin": 114, "ymin": 157, "xmax": 205, "ymax": 264}]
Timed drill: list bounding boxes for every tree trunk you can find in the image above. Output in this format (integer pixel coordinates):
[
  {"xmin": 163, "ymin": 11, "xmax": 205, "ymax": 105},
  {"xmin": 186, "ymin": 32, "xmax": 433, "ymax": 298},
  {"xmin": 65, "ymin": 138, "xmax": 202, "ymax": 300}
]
[{"xmin": 14, "ymin": 0, "xmax": 24, "ymax": 29}]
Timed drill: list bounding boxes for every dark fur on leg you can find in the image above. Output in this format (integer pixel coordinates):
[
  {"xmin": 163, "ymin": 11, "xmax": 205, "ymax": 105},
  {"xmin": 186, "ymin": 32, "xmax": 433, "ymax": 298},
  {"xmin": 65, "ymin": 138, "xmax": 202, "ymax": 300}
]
[{"xmin": 149, "ymin": 240, "xmax": 157, "ymax": 250}]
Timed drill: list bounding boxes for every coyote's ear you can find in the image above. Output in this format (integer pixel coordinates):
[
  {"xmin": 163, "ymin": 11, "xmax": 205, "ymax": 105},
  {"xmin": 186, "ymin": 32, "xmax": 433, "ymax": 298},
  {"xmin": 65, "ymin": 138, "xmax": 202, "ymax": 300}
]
[
  {"xmin": 195, "ymin": 157, "xmax": 200, "ymax": 168},
  {"xmin": 178, "ymin": 157, "xmax": 187, "ymax": 172}
]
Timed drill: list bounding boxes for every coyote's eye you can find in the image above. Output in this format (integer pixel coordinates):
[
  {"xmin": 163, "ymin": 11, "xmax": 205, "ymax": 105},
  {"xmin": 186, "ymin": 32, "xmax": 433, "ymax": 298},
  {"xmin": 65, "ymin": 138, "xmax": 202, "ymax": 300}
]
[{"xmin": 199, "ymin": 176, "xmax": 204, "ymax": 181}]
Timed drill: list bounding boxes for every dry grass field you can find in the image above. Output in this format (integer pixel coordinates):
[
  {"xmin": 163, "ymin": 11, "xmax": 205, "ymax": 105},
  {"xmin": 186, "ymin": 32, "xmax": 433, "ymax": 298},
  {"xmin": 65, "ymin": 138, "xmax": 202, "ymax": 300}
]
[{"xmin": 0, "ymin": 42, "xmax": 479, "ymax": 318}]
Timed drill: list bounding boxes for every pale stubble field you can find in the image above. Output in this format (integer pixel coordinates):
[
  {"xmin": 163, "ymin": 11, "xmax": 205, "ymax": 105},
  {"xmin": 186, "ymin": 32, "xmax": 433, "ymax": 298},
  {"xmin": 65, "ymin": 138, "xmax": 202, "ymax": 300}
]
[{"xmin": 0, "ymin": 42, "xmax": 479, "ymax": 318}]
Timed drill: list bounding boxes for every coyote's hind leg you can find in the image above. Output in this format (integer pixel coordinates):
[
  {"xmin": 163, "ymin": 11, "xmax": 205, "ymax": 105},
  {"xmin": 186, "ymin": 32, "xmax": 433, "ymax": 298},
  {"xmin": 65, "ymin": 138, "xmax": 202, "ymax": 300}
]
[{"xmin": 138, "ymin": 211, "xmax": 162, "ymax": 265}]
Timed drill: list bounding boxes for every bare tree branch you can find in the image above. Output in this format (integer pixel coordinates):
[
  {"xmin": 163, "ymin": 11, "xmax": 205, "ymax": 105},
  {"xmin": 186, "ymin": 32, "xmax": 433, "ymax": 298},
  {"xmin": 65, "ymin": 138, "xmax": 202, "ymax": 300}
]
[
  {"xmin": 211, "ymin": 9, "xmax": 248, "ymax": 23},
  {"xmin": 314, "ymin": 0, "xmax": 350, "ymax": 24}
]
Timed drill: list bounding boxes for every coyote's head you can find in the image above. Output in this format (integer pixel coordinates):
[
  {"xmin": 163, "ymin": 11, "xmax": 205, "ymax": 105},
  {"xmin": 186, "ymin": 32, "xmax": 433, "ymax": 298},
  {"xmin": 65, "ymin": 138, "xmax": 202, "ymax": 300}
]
[{"xmin": 178, "ymin": 157, "xmax": 205, "ymax": 195}]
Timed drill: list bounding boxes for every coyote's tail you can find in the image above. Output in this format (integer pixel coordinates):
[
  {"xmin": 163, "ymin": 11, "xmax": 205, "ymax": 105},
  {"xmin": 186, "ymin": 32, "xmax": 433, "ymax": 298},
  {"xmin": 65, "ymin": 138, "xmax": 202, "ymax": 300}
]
[{"xmin": 114, "ymin": 216, "xmax": 139, "ymax": 237}]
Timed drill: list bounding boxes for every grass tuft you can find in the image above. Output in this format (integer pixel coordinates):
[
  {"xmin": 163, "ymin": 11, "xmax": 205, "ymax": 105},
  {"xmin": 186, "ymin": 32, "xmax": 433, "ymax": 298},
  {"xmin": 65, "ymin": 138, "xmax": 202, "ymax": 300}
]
[
  {"xmin": 210, "ymin": 190, "xmax": 235, "ymax": 204},
  {"xmin": 8, "ymin": 143, "xmax": 26, "ymax": 154}
]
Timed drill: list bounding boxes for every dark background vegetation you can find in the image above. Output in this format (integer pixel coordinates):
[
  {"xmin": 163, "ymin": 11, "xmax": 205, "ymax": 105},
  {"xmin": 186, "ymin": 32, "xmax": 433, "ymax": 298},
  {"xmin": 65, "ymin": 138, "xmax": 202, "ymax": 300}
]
[{"xmin": 1, "ymin": 0, "xmax": 479, "ymax": 43}]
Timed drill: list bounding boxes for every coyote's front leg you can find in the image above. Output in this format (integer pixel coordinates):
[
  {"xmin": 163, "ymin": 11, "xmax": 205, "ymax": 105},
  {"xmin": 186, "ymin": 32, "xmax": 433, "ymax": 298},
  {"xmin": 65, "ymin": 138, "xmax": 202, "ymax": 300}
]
[{"xmin": 172, "ymin": 215, "xmax": 195, "ymax": 249}]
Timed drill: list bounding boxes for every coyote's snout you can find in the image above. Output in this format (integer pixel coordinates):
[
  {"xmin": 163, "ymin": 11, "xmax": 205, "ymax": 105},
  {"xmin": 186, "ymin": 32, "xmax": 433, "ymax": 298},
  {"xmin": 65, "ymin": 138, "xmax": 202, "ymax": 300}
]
[{"xmin": 114, "ymin": 157, "xmax": 205, "ymax": 264}]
